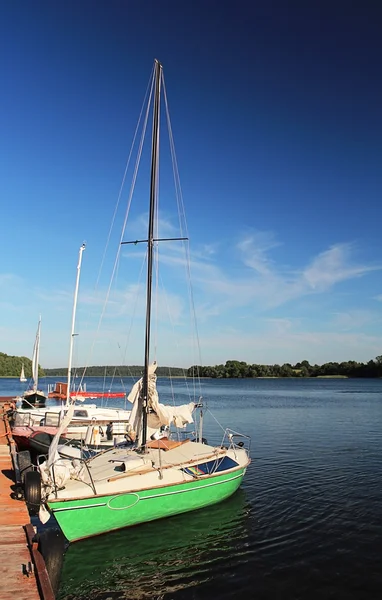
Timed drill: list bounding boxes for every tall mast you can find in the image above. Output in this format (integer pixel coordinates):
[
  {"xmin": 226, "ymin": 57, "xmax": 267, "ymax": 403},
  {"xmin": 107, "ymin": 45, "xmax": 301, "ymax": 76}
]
[
  {"xmin": 141, "ymin": 59, "xmax": 162, "ymax": 448},
  {"xmin": 33, "ymin": 316, "xmax": 41, "ymax": 391},
  {"xmin": 66, "ymin": 243, "xmax": 86, "ymax": 406}
]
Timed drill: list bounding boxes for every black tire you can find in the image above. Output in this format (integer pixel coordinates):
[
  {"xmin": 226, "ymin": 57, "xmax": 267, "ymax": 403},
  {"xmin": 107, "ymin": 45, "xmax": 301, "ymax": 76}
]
[
  {"xmin": 24, "ymin": 470, "xmax": 41, "ymax": 515},
  {"xmin": 17, "ymin": 450, "xmax": 33, "ymax": 483},
  {"xmin": 38, "ymin": 529, "xmax": 66, "ymax": 595}
]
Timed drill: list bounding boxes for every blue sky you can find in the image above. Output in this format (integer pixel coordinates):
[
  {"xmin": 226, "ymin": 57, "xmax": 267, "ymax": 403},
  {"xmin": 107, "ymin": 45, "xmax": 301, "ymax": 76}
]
[{"xmin": 1, "ymin": 1, "xmax": 381, "ymax": 369}]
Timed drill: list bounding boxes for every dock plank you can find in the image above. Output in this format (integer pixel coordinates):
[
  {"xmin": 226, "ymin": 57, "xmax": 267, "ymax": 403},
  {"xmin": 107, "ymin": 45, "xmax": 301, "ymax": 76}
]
[{"xmin": 0, "ymin": 406, "xmax": 42, "ymax": 600}]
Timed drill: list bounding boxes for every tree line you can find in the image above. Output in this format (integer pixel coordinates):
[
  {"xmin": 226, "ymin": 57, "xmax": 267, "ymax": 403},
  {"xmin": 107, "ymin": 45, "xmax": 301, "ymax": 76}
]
[
  {"xmin": 1, "ymin": 351, "xmax": 381, "ymax": 379},
  {"xmin": 44, "ymin": 365, "xmax": 186, "ymax": 377},
  {"xmin": 0, "ymin": 352, "xmax": 45, "ymax": 378},
  {"xmin": 187, "ymin": 357, "xmax": 382, "ymax": 378}
]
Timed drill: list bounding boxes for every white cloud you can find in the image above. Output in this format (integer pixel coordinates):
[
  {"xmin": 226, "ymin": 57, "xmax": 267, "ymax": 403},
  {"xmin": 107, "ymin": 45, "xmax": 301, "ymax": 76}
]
[
  {"xmin": 120, "ymin": 227, "xmax": 381, "ymax": 318},
  {"xmin": 2, "ymin": 225, "xmax": 381, "ymax": 369},
  {"xmin": 330, "ymin": 310, "xmax": 380, "ymax": 331},
  {"xmin": 237, "ymin": 231, "xmax": 281, "ymax": 276},
  {"xmin": 0, "ymin": 273, "xmax": 23, "ymax": 286},
  {"xmin": 265, "ymin": 318, "xmax": 295, "ymax": 335},
  {"xmin": 199, "ymin": 243, "xmax": 218, "ymax": 257},
  {"xmin": 303, "ymin": 243, "xmax": 379, "ymax": 291},
  {"xmin": 192, "ymin": 237, "xmax": 382, "ymax": 312}
]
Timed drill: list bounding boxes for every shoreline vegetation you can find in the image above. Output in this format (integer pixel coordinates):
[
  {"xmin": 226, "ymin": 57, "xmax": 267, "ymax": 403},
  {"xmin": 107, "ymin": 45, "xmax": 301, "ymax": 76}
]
[{"xmin": 1, "ymin": 353, "xmax": 381, "ymax": 379}]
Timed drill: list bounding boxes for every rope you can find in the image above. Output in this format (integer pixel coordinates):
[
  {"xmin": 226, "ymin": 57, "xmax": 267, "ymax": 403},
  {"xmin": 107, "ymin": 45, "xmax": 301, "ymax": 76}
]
[
  {"xmin": 162, "ymin": 75, "xmax": 203, "ymax": 384},
  {"xmin": 95, "ymin": 63, "xmax": 155, "ymax": 290},
  {"xmin": 205, "ymin": 407, "xmax": 227, "ymax": 435},
  {"xmin": 79, "ymin": 68, "xmax": 155, "ymax": 384}
]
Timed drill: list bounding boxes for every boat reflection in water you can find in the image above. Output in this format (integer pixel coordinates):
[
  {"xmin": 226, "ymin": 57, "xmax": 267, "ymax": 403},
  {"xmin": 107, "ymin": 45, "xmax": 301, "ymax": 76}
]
[{"xmin": 56, "ymin": 490, "xmax": 250, "ymax": 599}]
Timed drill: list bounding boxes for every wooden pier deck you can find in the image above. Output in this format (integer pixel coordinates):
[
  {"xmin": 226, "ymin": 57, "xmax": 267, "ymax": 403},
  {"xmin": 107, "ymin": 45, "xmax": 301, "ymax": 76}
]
[{"xmin": 0, "ymin": 398, "xmax": 54, "ymax": 600}]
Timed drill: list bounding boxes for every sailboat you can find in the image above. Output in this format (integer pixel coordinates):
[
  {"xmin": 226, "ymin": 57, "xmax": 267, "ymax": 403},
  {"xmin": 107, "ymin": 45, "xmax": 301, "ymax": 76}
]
[
  {"xmin": 13, "ymin": 244, "xmax": 132, "ymax": 450},
  {"xmin": 19, "ymin": 364, "xmax": 27, "ymax": 383},
  {"xmin": 25, "ymin": 60, "xmax": 250, "ymax": 542},
  {"xmin": 22, "ymin": 317, "xmax": 46, "ymax": 407}
]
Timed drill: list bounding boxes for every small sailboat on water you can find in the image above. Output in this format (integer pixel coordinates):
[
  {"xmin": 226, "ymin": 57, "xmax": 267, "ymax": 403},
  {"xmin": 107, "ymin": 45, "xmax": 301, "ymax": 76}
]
[
  {"xmin": 24, "ymin": 60, "xmax": 250, "ymax": 542},
  {"xmin": 22, "ymin": 317, "xmax": 46, "ymax": 407},
  {"xmin": 19, "ymin": 364, "xmax": 27, "ymax": 383}
]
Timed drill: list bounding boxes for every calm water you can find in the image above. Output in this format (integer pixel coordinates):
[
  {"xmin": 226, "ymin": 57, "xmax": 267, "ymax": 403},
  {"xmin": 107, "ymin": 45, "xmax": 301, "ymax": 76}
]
[{"xmin": 2, "ymin": 377, "xmax": 382, "ymax": 599}]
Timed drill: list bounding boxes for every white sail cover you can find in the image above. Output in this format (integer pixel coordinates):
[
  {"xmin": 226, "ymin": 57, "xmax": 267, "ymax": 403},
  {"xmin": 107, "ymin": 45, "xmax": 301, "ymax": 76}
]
[
  {"xmin": 39, "ymin": 402, "xmax": 84, "ymax": 524},
  {"xmin": 127, "ymin": 362, "xmax": 195, "ymax": 433},
  {"xmin": 47, "ymin": 402, "xmax": 76, "ymax": 469}
]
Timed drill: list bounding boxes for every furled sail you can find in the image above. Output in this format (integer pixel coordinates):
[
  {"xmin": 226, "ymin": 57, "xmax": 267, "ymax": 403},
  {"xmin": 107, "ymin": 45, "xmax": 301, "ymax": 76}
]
[
  {"xmin": 38, "ymin": 402, "xmax": 84, "ymax": 524},
  {"xmin": 127, "ymin": 362, "xmax": 195, "ymax": 435}
]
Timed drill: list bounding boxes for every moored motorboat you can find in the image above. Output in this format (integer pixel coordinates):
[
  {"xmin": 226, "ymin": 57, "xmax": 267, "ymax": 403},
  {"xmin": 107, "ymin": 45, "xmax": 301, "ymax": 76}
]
[
  {"xmin": 12, "ymin": 425, "xmax": 68, "ymax": 456},
  {"xmin": 12, "ymin": 403, "xmax": 132, "ymax": 440},
  {"xmin": 12, "ymin": 418, "xmax": 133, "ymax": 460}
]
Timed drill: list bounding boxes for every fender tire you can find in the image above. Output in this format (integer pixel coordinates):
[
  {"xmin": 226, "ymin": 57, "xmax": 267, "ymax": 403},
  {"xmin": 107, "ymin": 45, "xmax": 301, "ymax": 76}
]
[
  {"xmin": 17, "ymin": 450, "xmax": 33, "ymax": 483},
  {"xmin": 24, "ymin": 470, "xmax": 41, "ymax": 515},
  {"xmin": 38, "ymin": 529, "xmax": 66, "ymax": 595}
]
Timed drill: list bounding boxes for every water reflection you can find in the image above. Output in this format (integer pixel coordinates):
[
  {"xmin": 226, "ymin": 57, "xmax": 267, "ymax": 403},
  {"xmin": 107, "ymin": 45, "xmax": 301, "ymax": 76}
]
[
  {"xmin": 3, "ymin": 376, "xmax": 382, "ymax": 598},
  {"xmin": 57, "ymin": 490, "xmax": 251, "ymax": 599}
]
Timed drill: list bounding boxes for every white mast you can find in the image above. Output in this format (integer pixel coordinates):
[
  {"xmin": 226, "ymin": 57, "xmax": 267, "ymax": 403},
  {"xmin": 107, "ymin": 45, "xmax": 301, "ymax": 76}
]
[
  {"xmin": 32, "ymin": 317, "xmax": 41, "ymax": 391},
  {"xmin": 66, "ymin": 243, "xmax": 86, "ymax": 406}
]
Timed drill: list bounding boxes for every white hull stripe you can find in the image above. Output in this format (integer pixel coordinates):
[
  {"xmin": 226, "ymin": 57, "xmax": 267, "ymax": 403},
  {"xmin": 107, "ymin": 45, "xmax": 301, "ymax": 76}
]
[
  {"xmin": 51, "ymin": 470, "xmax": 245, "ymax": 514},
  {"xmin": 53, "ymin": 502, "xmax": 107, "ymax": 512}
]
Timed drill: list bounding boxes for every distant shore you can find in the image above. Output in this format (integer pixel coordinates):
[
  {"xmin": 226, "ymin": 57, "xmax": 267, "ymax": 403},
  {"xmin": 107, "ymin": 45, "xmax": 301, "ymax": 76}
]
[{"xmin": 0, "ymin": 374, "xmax": 369, "ymax": 380}]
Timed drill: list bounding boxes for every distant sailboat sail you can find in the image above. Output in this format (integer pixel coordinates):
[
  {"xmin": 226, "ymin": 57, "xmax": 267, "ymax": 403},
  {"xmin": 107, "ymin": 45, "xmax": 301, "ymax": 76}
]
[
  {"xmin": 20, "ymin": 364, "xmax": 27, "ymax": 383},
  {"xmin": 22, "ymin": 317, "xmax": 46, "ymax": 406}
]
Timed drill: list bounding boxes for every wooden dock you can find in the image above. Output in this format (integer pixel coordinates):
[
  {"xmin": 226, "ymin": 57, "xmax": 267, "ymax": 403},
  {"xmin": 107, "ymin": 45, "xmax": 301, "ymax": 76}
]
[{"xmin": 0, "ymin": 398, "xmax": 54, "ymax": 600}]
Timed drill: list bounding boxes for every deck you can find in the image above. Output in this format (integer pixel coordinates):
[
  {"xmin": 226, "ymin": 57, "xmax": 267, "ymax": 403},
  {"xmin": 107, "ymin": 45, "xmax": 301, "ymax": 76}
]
[{"xmin": 0, "ymin": 397, "xmax": 54, "ymax": 600}]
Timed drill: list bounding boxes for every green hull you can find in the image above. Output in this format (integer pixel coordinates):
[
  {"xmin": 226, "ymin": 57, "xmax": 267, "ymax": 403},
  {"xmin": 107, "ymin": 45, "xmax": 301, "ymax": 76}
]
[{"xmin": 48, "ymin": 466, "xmax": 247, "ymax": 542}]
